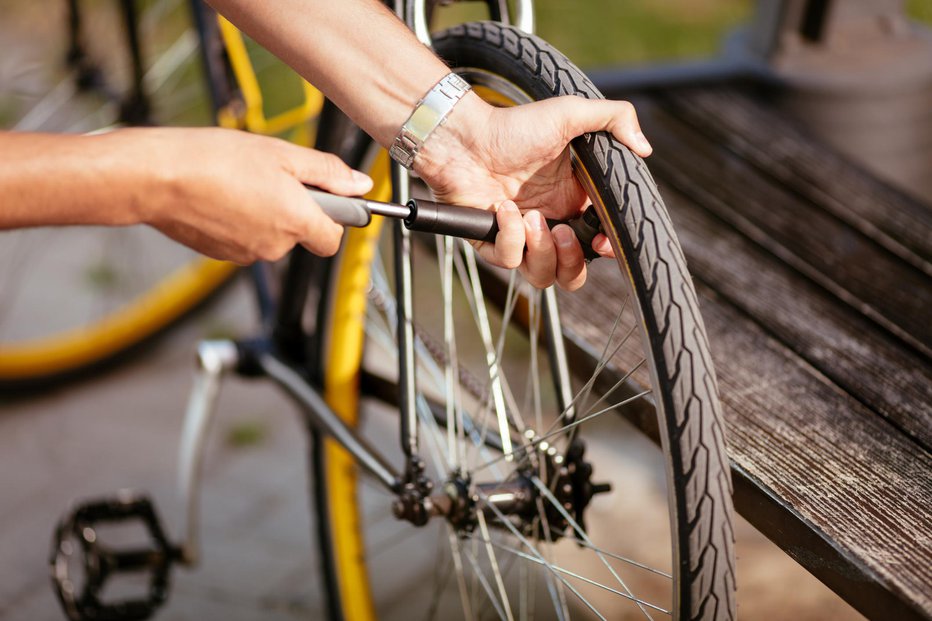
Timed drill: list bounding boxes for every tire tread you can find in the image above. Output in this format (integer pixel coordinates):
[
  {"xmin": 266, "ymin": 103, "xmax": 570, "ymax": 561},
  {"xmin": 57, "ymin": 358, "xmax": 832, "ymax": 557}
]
[{"xmin": 435, "ymin": 22, "xmax": 736, "ymax": 620}]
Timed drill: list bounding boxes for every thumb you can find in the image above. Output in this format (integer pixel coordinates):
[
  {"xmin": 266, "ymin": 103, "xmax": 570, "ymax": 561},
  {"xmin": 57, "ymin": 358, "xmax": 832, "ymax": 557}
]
[
  {"xmin": 553, "ymin": 96, "xmax": 652, "ymax": 157},
  {"xmin": 285, "ymin": 145, "xmax": 373, "ymax": 196}
]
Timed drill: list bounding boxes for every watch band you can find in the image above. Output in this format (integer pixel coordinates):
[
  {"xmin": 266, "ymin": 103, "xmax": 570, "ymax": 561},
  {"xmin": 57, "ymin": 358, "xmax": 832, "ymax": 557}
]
[{"xmin": 389, "ymin": 72, "xmax": 471, "ymax": 170}]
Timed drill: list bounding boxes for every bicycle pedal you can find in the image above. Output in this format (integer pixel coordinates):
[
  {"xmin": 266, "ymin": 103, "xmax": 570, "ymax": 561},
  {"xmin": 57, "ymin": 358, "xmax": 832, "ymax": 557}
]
[{"xmin": 50, "ymin": 491, "xmax": 181, "ymax": 621}]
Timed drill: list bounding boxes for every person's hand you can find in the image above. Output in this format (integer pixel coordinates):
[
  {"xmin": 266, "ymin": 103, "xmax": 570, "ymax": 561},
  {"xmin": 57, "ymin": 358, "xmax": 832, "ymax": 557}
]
[
  {"xmin": 414, "ymin": 95, "xmax": 652, "ymax": 291},
  {"xmin": 131, "ymin": 127, "xmax": 372, "ymax": 263}
]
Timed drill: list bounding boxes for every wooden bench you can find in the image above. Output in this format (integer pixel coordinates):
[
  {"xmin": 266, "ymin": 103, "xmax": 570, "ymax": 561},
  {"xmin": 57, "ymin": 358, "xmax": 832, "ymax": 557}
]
[{"xmin": 576, "ymin": 80, "xmax": 932, "ymax": 620}]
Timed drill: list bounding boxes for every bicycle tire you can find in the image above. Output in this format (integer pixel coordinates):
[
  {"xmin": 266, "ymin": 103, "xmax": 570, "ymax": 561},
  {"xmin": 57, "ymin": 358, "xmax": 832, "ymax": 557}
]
[
  {"xmin": 0, "ymin": 0, "xmax": 329, "ymax": 387},
  {"xmin": 311, "ymin": 21, "xmax": 735, "ymax": 621},
  {"xmin": 0, "ymin": 0, "xmax": 240, "ymax": 388}
]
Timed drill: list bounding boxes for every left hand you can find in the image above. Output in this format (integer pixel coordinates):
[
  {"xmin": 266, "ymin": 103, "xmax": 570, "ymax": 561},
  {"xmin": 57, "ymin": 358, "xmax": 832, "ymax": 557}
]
[{"xmin": 415, "ymin": 94, "xmax": 652, "ymax": 291}]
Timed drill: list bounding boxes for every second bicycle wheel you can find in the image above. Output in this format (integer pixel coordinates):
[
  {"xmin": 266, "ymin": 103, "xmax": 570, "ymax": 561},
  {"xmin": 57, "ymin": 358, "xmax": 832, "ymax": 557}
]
[{"xmin": 312, "ymin": 22, "xmax": 735, "ymax": 621}]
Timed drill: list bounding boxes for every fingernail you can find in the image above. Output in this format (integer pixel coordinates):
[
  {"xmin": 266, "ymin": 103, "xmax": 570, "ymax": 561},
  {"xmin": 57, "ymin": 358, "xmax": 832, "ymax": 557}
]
[
  {"xmin": 352, "ymin": 170, "xmax": 371, "ymax": 185},
  {"xmin": 526, "ymin": 211, "xmax": 544, "ymax": 231},
  {"xmin": 553, "ymin": 225, "xmax": 574, "ymax": 247},
  {"xmin": 635, "ymin": 131, "xmax": 652, "ymax": 152}
]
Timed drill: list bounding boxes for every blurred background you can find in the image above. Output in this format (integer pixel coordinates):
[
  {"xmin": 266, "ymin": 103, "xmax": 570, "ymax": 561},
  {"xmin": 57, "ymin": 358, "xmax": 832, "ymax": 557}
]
[{"xmin": 3, "ymin": 0, "xmax": 931, "ymax": 619}]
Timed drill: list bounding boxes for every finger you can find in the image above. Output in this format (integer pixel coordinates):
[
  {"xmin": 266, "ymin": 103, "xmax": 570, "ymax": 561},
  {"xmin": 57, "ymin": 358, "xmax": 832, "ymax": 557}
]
[
  {"xmin": 555, "ymin": 96, "xmax": 652, "ymax": 157},
  {"xmin": 282, "ymin": 144, "xmax": 373, "ymax": 196},
  {"xmin": 552, "ymin": 224, "xmax": 587, "ymax": 291},
  {"xmin": 593, "ymin": 233, "xmax": 615, "ymax": 258},
  {"xmin": 520, "ymin": 210, "xmax": 557, "ymax": 288},
  {"xmin": 296, "ymin": 193, "xmax": 346, "ymax": 257},
  {"xmin": 487, "ymin": 201, "xmax": 525, "ymax": 270}
]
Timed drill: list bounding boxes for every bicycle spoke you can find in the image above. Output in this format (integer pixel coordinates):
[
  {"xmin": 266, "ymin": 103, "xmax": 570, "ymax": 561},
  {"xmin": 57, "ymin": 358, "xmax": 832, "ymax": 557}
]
[
  {"xmin": 548, "ymin": 528, "xmax": 672, "ymax": 579},
  {"xmin": 513, "ymin": 294, "xmax": 632, "ymax": 442},
  {"xmin": 13, "ymin": 77, "xmax": 77, "ymax": 132},
  {"xmin": 424, "ymin": 529, "xmax": 457, "ymax": 621},
  {"xmin": 574, "ymin": 356, "xmax": 646, "ymax": 422},
  {"xmin": 476, "ymin": 510, "xmax": 515, "ymax": 621},
  {"xmin": 438, "ymin": 235, "xmax": 467, "ymax": 472},
  {"xmin": 366, "ymin": 522, "xmax": 422, "ymax": 560},
  {"xmin": 531, "ymin": 476, "xmax": 655, "ymax": 620},
  {"xmin": 531, "ymin": 496, "xmax": 571, "ymax": 621},
  {"xmin": 446, "ymin": 527, "xmax": 476, "ymax": 621},
  {"xmin": 472, "ymin": 388, "xmax": 652, "ymax": 473},
  {"xmin": 476, "ymin": 535, "xmax": 671, "ymax": 616},
  {"xmin": 477, "ymin": 491, "xmax": 607, "ymax": 621},
  {"xmin": 557, "ymin": 321, "xmax": 637, "ymax": 437},
  {"xmin": 461, "ymin": 547, "xmax": 510, "ymax": 621},
  {"xmin": 145, "ymin": 29, "xmax": 198, "ymax": 96},
  {"xmin": 459, "ymin": 243, "xmax": 514, "ymax": 459},
  {"xmin": 526, "ymin": 289, "xmax": 544, "ymax": 434}
]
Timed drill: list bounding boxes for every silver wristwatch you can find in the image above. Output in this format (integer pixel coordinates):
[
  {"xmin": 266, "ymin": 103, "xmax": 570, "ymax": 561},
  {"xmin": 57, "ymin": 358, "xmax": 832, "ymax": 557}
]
[{"xmin": 389, "ymin": 72, "xmax": 471, "ymax": 170}]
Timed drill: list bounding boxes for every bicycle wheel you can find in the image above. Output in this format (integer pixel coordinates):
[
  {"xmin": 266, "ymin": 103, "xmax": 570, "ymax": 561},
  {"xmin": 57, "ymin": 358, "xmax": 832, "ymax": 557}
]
[
  {"xmin": 0, "ymin": 0, "xmax": 228, "ymax": 386},
  {"xmin": 311, "ymin": 22, "xmax": 735, "ymax": 620},
  {"xmin": 0, "ymin": 0, "xmax": 319, "ymax": 386}
]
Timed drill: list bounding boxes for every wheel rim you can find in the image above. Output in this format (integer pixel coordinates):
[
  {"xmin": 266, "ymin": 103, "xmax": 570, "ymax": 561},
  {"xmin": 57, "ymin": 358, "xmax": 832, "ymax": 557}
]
[{"xmin": 320, "ymin": 73, "xmax": 682, "ymax": 620}]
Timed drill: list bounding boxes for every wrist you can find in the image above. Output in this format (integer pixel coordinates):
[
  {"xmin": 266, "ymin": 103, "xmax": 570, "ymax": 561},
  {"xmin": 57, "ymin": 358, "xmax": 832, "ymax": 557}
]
[
  {"xmin": 103, "ymin": 127, "xmax": 189, "ymax": 228},
  {"xmin": 412, "ymin": 91, "xmax": 494, "ymax": 186}
]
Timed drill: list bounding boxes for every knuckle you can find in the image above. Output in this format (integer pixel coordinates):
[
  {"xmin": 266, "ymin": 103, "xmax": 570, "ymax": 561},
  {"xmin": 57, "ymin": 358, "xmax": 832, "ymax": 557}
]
[
  {"xmin": 617, "ymin": 100, "xmax": 636, "ymax": 118},
  {"xmin": 502, "ymin": 254, "xmax": 522, "ymax": 270},
  {"xmin": 527, "ymin": 273, "xmax": 551, "ymax": 289},
  {"xmin": 320, "ymin": 233, "xmax": 343, "ymax": 257},
  {"xmin": 321, "ymin": 152, "xmax": 348, "ymax": 176},
  {"xmin": 559, "ymin": 271, "xmax": 585, "ymax": 292},
  {"xmin": 258, "ymin": 241, "xmax": 289, "ymax": 262}
]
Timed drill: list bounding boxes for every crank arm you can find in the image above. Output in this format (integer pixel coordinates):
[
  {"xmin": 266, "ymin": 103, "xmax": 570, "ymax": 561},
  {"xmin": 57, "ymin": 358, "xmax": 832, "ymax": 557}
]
[{"xmin": 177, "ymin": 339, "xmax": 239, "ymax": 565}]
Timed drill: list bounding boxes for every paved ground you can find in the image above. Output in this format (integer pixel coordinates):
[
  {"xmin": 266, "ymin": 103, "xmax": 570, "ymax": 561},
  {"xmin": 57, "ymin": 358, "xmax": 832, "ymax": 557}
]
[
  {"xmin": 0, "ymin": 277, "xmax": 865, "ymax": 620},
  {"xmin": 0, "ymin": 278, "xmax": 328, "ymax": 620},
  {"xmin": 0, "ymin": 3, "xmax": 866, "ymax": 619}
]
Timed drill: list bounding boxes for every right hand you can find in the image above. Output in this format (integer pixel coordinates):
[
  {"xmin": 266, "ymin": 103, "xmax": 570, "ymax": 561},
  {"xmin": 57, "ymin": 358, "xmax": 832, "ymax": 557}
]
[
  {"xmin": 415, "ymin": 95, "xmax": 652, "ymax": 291},
  {"xmin": 132, "ymin": 127, "xmax": 372, "ymax": 264}
]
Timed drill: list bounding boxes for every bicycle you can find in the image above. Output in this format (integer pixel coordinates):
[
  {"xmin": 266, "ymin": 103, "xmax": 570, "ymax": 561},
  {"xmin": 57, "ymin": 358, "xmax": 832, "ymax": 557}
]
[
  {"xmin": 0, "ymin": 0, "xmax": 318, "ymax": 385},
  {"xmin": 42, "ymin": 1, "xmax": 737, "ymax": 619}
]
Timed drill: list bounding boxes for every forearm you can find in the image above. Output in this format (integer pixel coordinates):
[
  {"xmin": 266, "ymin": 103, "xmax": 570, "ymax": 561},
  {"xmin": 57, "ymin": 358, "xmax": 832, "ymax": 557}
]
[
  {"xmin": 0, "ymin": 131, "xmax": 157, "ymax": 230},
  {"xmin": 205, "ymin": 0, "xmax": 485, "ymax": 148}
]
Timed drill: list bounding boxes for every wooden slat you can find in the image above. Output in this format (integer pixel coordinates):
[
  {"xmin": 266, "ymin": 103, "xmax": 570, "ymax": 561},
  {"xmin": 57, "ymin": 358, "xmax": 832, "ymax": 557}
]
[
  {"xmin": 663, "ymin": 183, "xmax": 932, "ymax": 450},
  {"xmin": 630, "ymin": 94, "xmax": 932, "ymax": 357},
  {"xmin": 700, "ymin": 290, "xmax": 932, "ymax": 621},
  {"xmin": 662, "ymin": 87, "xmax": 932, "ymax": 268},
  {"xmin": 559, "ymin": 258, "xmax": 932, "ymax": 621},
  {"xmin": 557, "ymin": 82, "xmax": 932, "ymax": 618}
]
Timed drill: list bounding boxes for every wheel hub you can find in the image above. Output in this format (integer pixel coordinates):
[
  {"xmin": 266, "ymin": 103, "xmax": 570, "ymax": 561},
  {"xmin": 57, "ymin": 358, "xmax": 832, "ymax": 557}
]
[{"xmin": 401, "ymin": 438, "xmax": 611, "ymax": 540}]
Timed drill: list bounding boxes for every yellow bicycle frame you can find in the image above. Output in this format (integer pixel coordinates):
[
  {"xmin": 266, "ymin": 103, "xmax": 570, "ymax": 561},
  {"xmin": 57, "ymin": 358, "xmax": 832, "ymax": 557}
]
[{"xmin": 216, "ymin": 16, "xmax": 324, "ymax": 144}]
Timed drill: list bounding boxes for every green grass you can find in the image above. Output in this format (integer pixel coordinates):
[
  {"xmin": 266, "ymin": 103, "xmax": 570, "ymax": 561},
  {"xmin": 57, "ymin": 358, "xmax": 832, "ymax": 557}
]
[
  {"xmin": 535, "ymin": 0, "xmax": 751, "ymax": 67},
  {"xmin": 440, "ymin": 1, "xmax": 932, "ymax": 69},
  {"xmin": 225, "ymin": 420, "xmax": 268, "ymax": 449},
  {"xmin": 907, "ymin": 0, "xmax": 932, "ymax": 24},
  {"xmin": 85, "ymin": 261, "xmax": 120, "ymax": 291},
  {"xmin": 436, "ymin": 0, "xmax": 752, "ymax": 68}
]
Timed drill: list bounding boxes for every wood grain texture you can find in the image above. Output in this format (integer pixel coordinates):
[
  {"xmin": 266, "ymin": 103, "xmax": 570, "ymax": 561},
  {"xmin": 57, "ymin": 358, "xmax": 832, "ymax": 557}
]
[
  {"xmin": 575, "ymin": 82, "xmax": 932, "ymax": 617},
  {"xmin": 701, "ymin": 292, "xmax": 932, "ymax": 621},
  {"xmin": 630, "ymin": 94, "xmax": 932, "ymax": 358},
  {"xmin": 663, "ymin": 183, "xmax": 932, "ymax": 451},
  {"xmin": 662, "ymin": 87, "xmax": 932, "ymax": 269},
  {"xmin": 560, "ymin": 262, "xmax": 932, "ymax": 620}
]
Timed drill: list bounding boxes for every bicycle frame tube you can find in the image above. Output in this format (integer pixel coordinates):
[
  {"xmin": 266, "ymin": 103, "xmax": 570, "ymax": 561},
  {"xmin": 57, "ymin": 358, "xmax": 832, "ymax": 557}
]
[
  {"xmin": 260, "ymin": 353, "xmax": 402, "ymax": 491},
  {"xmin": 398, "ymin": 0, "xmax": 535, "ymax": 44},
  {"xmin": 252, "ymin": 0, "xmax": 543, "ymax": 501},
  {"xmin": 391, "ymin": 164, "xmax": 420, "ymax": 462}
]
